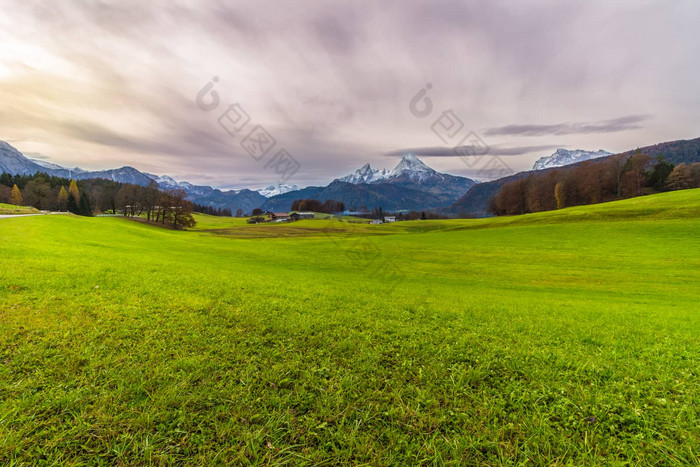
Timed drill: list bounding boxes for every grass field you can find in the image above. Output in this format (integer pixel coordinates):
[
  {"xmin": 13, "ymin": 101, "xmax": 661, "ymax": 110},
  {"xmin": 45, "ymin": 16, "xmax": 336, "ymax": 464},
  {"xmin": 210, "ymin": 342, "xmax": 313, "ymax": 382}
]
[
  {"xmin": 0, "ymin": 203, "xmax": 40, "ymax": 215},
  {"xmin": 1, "ymin": 189, "xmax": 699, "ymax": 464}
]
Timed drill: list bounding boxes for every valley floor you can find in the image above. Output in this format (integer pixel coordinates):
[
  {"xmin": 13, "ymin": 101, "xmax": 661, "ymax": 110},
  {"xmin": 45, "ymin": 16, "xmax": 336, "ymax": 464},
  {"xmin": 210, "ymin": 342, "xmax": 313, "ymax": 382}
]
[{"xmin": 1, "ymin": 189, "xmax": 699, "ymax": 464}]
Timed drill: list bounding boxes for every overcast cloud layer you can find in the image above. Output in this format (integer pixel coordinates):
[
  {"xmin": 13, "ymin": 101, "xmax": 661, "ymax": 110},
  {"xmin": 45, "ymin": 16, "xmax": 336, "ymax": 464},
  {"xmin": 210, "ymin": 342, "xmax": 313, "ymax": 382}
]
[{"xmin": 0, "ymin": 0, "xmax": 698, "ymax": 188}]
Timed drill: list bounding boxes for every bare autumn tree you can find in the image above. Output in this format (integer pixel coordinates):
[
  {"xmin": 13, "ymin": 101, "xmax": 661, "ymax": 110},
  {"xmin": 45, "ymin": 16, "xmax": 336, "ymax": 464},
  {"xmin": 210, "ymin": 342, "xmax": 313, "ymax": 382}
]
[
  {"xmin": 691, "ymin": 162, "xmax": 700, "ymax": 188},
  {"xmin": 0, "ymin": 185, "xmax": 10, "ymax": 204},
  {"xmin": 100, "ymin": 182, "xmax": 119, "ymax": 214},
  {"xmin": 666, "ymin": 163, "xmax": 694, "ymax": 190},
  {"xmin": 142, "ymin": 181, "xmax": 160, "ymax": 221},
  {"xmin": 621, "ymin": 153, "xmax": 653, "ymax": 197},
  {"xmin": 116, "ymin": 185, "xmax": 139, "ymax": 216},
  {"xmin": 491, "ymin": 177, "xmax": 529, "ymax": 215},
  {"xmin": 606, "ymin": 154, "xmax": 629, "ymax": 199},
  {"xmin": 157, "ymin": 189, "xmax": 195, "ymax": 228},
  {"xmin": 578, "ymin": 161, "xmax": 606, "ymax": 204}
]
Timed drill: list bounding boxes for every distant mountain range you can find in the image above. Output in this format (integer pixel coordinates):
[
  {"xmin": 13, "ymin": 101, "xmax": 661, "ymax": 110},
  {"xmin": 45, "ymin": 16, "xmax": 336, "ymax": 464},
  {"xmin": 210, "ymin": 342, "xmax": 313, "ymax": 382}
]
[
  {"xmin": 533, "ymin": 149, "xmax": 612, "ymax": 170},
  {"xmin": 0, "ymin": 141, "xmax": 289, "ymax": 213},
  {"xmin": 0, "ymin": 141, "xmax": 477, "ymax": 213},
  {"xmin": 9, "ymin": 137, "xmax": 695, "ymax": 216},
  {"xmin": 261, "ymin": 154, "xmax": 477, "ymax": 211}
]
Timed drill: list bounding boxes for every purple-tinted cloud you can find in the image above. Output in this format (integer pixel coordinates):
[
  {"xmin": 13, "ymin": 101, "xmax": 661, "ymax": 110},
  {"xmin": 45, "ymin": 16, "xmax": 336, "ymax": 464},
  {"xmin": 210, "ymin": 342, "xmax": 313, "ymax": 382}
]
[
  {"xmin": 0, "ymin": 1, "xmax": 697, "ymax": 188},
  {"xmin": 485, "ymin": 115, "xmax": 651, "ymax": 137},
  {"xmin": 385, "ymin": 145, "xmax": 563, "ymax": 158}
]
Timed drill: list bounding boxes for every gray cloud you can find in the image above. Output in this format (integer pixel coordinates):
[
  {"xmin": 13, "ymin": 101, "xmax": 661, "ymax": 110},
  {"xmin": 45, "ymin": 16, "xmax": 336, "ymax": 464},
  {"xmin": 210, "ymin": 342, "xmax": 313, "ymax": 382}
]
[
  {"xmin": 485, "ymin": 115, "xmax": 651, "ymax": 137},
  {"xmin": 0, "ymin": 1, "xmax": 697, "ymax": 188},
  {"xmin": 385, "ymin": 145, "xmax": 563, "ymax": 158}
]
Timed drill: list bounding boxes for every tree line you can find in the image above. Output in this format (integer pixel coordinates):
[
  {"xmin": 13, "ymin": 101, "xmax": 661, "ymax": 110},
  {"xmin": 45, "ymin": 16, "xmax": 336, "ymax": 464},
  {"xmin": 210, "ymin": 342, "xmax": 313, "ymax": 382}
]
[
  {"xmin": 290, "ymin": 199, "xmax": 346, "ymax": 213},
  {"xmin": 0, "ymin": 172, "xmax": 196, "ymax": 228},
  {"xmin": 192, "ymin": 203, "xmax": 233, "ymax": 217},
  {"xmin": 489, "ymin": 153, "xmax": 700, "ymax": 216}
]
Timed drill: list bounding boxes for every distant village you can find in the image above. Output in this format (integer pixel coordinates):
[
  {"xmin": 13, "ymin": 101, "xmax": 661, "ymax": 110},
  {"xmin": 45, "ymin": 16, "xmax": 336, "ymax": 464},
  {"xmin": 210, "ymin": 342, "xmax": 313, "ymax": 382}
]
[{"xmin": 247, "ymin": 211, "xmax": 398, "ymax": 224}]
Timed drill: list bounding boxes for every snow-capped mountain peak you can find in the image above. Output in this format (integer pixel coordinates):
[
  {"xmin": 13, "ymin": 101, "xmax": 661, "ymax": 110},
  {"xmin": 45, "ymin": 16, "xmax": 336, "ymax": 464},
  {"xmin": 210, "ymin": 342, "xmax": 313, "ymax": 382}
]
[
  {"xmin": 389, "ymin": 153, "xmax": 434, "ymax": 176},
  {"xmin": 146, "ymin": 174, "xmax": 219, "ymax": 197},
  {"xmin": 148, "ymin": 174, "xmax": 187, "ymax": 189},
  {"xmin": 532, "ymin": 149, "xmax": 612, "ymax": 170},
  {"xmin": 150, "ymin": 174, "xmax": 177, "ymax": 185},
  {"xmin": 337, "ymin": 154, "xmax": 443, "ymax": 185},
  {"xmin": 337, "ymin": 163, "xmax": 390, "ymax": 184},
  {"xmin": 29, "ymin": 158, "xmax": 71, "ymax": 171},
  {"xmin": 257, "ymin": 184, "xmax": 302, "ymax": 197}
]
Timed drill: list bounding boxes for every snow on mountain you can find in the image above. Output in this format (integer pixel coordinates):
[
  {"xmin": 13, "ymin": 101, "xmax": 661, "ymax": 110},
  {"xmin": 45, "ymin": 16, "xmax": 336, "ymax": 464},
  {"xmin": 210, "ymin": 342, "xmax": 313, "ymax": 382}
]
[
  {"xmin": 30, "ymin": 159, "xmax": 68, "ymax": 171},
  {"xmin": 337, "ymin": 154, "xmax": 437, "ymax": 185},
  {"xmin": 80, "ymin": 166, "xmax": 154, "ymax": 186},
  {"xmin": 30, "ymin": 158, "xmax": 86, "ymax": 176},
  {"xmin": 146, "ymin": 174, "xmax": 218, "ymax": 197},
  {"xmin": 532, "ymin": 149, "xmax": 612, "ymax": 170},
  {"xmin": 386, "ymin": 153, "xmax": 436, "ymax": 182},
  {"xmin": 337, "ymin": 154, "xmax": 477, "ymax": 188},
  {"xmin": 0, "ymin": 141, "xmax": 45, "ymax": 175},
  {"xmin": 148, "ymin": 174, "xmax": 192, "ymax": 190},
  {"xmin": 256, "ymin": 184, "xmax": 302, "ymax": 197},
  {"xmin": 337, "ymin": 164, "xmax": 390, "ymax": 184}
]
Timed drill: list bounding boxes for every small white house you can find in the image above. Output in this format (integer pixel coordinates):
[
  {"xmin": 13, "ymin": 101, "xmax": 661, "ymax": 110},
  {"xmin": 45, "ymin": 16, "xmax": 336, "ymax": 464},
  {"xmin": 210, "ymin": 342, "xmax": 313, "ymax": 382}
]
[
  {"xmin": 384, "ymin": 216, "xmax": 396, "ymax": 223},
  {"xmin": 371, "ymin": 219, "xmax": 383, "ymax": 224}
]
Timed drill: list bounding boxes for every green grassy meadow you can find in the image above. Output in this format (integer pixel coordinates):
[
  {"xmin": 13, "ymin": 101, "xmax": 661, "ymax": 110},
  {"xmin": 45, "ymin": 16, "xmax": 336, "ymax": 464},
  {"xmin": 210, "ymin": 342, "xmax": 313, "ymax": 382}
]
[
  {"xmin": 0, "ymin": 203, "xmax": 40, "ymax": 215},
  {"xmin": 1, "ymin": 189, "xmax": 699, "ymax": 464}
]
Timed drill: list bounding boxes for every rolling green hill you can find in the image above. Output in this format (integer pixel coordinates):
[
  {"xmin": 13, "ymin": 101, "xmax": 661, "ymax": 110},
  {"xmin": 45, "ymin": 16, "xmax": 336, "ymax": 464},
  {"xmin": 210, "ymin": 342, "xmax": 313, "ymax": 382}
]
[
  {"xmin": 1, "ymin": 189, "xmax": 699, "ymax": 464},
  {"xmin": 0, "ymin": 203, "xmax": 40, "ymax": 215}
]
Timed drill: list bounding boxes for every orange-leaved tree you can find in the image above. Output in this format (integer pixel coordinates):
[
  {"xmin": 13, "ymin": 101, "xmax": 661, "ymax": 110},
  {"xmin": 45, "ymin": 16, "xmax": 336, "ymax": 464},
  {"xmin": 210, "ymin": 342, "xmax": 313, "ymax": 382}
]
[
  {"xmin": 9, "ymin": 184, "xmax": 23, "ymax": 206},
  {"xmin": 57, "ymin": 186, "xmax": 68, "ymax": 211}
]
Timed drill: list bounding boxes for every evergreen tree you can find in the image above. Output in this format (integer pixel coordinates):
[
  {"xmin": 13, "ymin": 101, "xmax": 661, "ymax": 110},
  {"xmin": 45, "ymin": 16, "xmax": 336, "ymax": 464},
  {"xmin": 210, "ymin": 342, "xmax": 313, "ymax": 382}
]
[
  {"xmin": 67, "ymin": 192, "xmax": 79, "ymax": 214},
  {"xmin": 9, "ymin": 184, "xmax": 23, "ymax": 205},
  {"xmin": 646, "ymin": 156, "xmax": 675, "ymax": 192},
  {"xmin": 78, "ymin": 191, "xmax": 93, "ymax": 216}
]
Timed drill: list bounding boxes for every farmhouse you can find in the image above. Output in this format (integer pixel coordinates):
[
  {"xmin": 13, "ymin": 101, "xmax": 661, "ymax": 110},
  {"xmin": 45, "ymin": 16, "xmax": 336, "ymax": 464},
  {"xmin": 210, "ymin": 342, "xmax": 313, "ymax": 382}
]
[
  {"xmin": 247, "ymin": 216, "xmax": 265, "ymax": 224},
  {"xmin": 384, "ymin": 216, "xmax": 396, "ymax": 222},
  {"xmin": 290, "ymin": 212, "xmax": 315, "ymax": 221},
  {"xmin": 269, "ymin": 212, "xmax": 290, "ymax": 222}
]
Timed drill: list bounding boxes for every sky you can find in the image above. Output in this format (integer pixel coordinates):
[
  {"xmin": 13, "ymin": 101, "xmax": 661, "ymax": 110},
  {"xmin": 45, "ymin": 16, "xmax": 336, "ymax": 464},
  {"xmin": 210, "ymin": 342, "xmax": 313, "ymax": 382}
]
[{"xmin": 0, "ymin": 0, "xmax": 698, "ymax": 189}]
